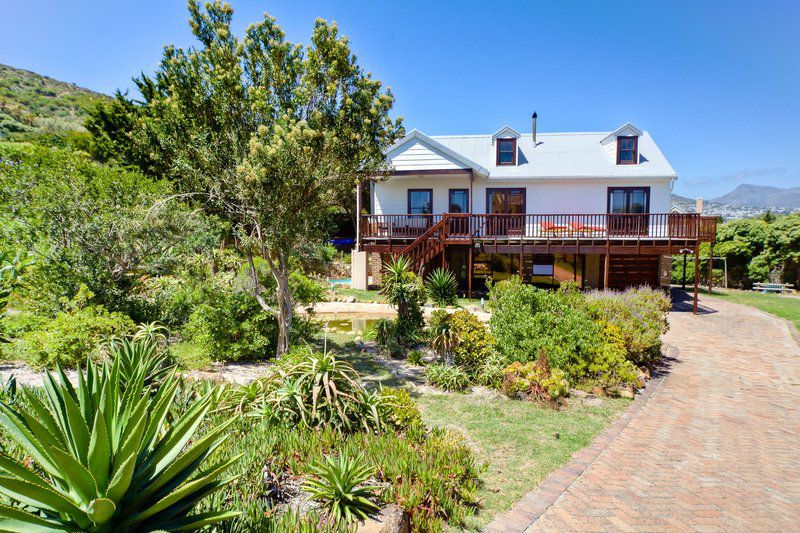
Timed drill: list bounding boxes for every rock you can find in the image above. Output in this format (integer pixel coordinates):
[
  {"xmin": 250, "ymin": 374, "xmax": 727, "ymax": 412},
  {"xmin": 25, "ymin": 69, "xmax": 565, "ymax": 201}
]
[
  {"xmin": 345, "ymin": 296, "xmax": 356, "ymax": 303},
  {"xmin": 570, "ymin": 388, "xmax": 589, "ymax": 398},
  {"xmin": 640, "ymin": 366, "xmax": 651, "ymax": 380},
  {"xmin": 591, "ymin": 386, "xmax": 607, "ymax": 397},
  {"xmin": 619, "ymin": 386, "xmax": 636, "ymax": 399},
  {"xmin": 358, "ymin": 504, "xmax": 410, "ymax": 533}
]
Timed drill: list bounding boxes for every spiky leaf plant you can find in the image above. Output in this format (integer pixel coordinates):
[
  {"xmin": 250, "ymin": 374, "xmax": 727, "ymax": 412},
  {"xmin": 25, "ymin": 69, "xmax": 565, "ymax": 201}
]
[
  {"xmin": 425, "ymin": 267, "xmax": 459, "ymax": 307},
  {"xmin": 0, "ymin": 358, "xmax": 241, "ymax": 532},
  {"xmin": 304, "ymin": 454, "xmax": 380, "ymax": 524},
  {"xmin": 104, "ymin": 336, "xmax": 174, "ymax": 389}
]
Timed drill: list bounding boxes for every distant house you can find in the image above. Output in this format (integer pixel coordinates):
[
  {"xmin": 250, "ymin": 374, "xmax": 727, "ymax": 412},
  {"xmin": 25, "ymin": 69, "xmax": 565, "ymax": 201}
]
[{"xmin": 353, "ymin": 118, "xmax": 716, "ymax": 302}]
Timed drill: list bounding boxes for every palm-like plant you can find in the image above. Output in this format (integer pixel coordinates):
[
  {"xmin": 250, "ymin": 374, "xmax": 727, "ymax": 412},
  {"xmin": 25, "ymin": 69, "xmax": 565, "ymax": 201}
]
[
  {"xmin": 0, "ymin": 358, "xmax": 241, "ymax": 532},
  {"xmin": 380, "ymin": 256, "xmax": 426, "ymax": 339},
  {"xmin": 304, "ymin": 454, "xmax": 380, "ymax": 524},
  {"xmin": 426, "ymin": 267, "xmax": 458, "ymax": 307}
]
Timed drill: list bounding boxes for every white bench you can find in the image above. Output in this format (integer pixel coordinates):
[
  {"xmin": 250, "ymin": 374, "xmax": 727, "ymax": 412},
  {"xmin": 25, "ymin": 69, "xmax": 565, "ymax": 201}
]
[{"xmin": 753, "ymin": 282, "xmax": 793, "ymax": 294}]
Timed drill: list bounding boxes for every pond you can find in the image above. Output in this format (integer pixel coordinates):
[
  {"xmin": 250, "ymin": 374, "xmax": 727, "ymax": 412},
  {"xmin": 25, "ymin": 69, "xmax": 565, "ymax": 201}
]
[{"xmin": 314, "ymin": 312, "xmax": 393, "ymax": 333}]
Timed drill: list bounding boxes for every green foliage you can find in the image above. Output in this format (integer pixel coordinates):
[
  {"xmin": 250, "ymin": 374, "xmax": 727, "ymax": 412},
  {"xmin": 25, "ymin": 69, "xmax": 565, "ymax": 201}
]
[
  {"xmin": 502, "ymin": 356, "xmax": 570, "ymax": 404},
  {"xmin": 13, "ymin": 286, "xmax": 135, "ymax": 368},
  {"xmin": 425, "ymin": 267, "xmax": 458, "ymax": 307},
  {"xmin": 427, "ymin": 310, "xmax": 458, "ymax": 363},
  {"xmin": 379, "ymin": 387, "xmax": 424, "ymax": 433},
  {"xmin": 424, "ymin": 363, "xmax": 471, "ymax": 392},
  {"xmin": 0, "ymin": 353, "xmax": 240, "ymax": 531},
  {"xmin": 406, "ymin": 349, "xmax": 424, "ymax": 366},
  {"xmin": 0, "ymin": 250, "xmax": 29, "ymax": 343},
  {"xmin": 450, "ymin": 310, "xmax": 494, "ymax": 374},
  {"xmin": 0, "ymin": 63, "xmax": 104, "ymax": 139},
  {"xmin": 0, "ymin": 141, "xmax": 219, "ymax": 317},
  {"xmin": 304, "ymin": 454, "xmax": 380, "ymax": 524},
  {"xmin": 585, "ymin": 286, "xmax": 671, "ymax": 367},
  {"xmin": 103, "ymin": 336, "xmax": 174, "ymax": 389},
  {"xmin": 240, "ymin": 350, "xmax": 384, "ymax": 433},
  {"xmin": 380, "ymin": 256, "xmax": 426, "ymax": 340},
  {"xmin": 183, "ymin": 288, "xmax": 278, "ymax": 362}
]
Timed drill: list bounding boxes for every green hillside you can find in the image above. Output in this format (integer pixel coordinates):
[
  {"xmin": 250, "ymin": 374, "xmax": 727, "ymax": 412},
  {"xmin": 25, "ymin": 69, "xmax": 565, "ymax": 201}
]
[{"xmin": 0, "ymin": 64, "xmax": 107, "ymax": 138}]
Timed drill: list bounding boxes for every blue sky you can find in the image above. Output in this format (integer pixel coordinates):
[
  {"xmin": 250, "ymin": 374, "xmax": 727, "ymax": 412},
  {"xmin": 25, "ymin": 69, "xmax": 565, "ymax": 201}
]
[{"xmin": 2, "ymin": 1, "xmax": 798, "ymax": 199}]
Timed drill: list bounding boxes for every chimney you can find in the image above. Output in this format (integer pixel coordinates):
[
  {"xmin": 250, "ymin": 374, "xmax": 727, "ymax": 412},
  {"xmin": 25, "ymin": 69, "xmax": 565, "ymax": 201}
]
[
  {"xmin": 695, "ymin": 197, "xmax": 704, "ymax": 214},
  {"xmin": 532, "ymin": 111, "xmax": 538, "ymax": 145}
]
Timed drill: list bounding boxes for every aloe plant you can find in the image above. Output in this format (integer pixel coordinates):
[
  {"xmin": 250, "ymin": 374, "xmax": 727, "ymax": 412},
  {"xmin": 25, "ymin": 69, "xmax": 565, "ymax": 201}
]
[
  {"xmin": 104, "ymin": 336, "xmax": 173, "ymax": 389},
  {"xmin": 304, "ymin": 454, "xmax": 380, "ymax": 524},
  {"xmin": 0, "ymin": 357, "xmax": 241, "ymax": 532},
  {"xmin": 425, "ymin": 267, "xmax": 459, "ymax": 307}
]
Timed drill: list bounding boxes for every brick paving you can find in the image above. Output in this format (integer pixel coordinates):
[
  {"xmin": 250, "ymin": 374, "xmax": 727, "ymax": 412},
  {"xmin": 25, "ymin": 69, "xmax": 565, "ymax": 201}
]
[{"xmin": 486, "ymin": 292, "xmax": 800, "ymax": 532}]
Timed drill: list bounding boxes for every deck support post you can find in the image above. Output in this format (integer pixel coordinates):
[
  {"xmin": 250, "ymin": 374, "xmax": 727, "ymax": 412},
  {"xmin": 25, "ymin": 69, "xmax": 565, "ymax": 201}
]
[
  {"xmin": 603, "ymin": 252, "xmax": 610, "ymax": 290},
  {"xmin": 693, "ymin": 243, "xmax": 700, "ymax": 315},
  {"xmin": 355, "ymin": 181, "xmax": 362, "ymax": 251},
  {"xmin": 707, "ymin": 242, "xmax": 714, "ymax": 293},
  {"xmin": 467, "ymin": 246, "xmax": 473, "ymax": 300}
]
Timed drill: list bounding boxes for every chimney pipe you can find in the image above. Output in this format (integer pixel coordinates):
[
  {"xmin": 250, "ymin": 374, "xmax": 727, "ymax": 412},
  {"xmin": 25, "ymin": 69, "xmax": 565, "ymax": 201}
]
[{"xmin": 532, "ymin": 111, "xmax": 537, "ymax": 145}]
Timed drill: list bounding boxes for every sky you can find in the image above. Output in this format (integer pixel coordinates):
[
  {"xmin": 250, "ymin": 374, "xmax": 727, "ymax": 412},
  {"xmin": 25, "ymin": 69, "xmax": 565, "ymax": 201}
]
[{"xmin": 2, "ymin": 0, "xmax": 798, "ymax": 199}]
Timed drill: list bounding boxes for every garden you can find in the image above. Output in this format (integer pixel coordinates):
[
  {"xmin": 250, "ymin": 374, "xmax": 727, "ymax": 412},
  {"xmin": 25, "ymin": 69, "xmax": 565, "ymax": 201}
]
[{"xmin": 0, "ymin": 2, "xmax": 674, "ymax": 531}]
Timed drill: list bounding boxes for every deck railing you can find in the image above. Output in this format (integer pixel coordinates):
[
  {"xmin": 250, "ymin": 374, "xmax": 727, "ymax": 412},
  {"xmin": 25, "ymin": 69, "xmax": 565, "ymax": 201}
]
[{"xmin": 360, "ymin": 213, "xmax": 717, "ymax": 242}]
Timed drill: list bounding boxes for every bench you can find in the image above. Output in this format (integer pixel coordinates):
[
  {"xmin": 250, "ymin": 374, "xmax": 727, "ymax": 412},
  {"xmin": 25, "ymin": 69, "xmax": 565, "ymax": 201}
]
[{"xmin": 753, "ymin": 282, "xmax": 794, "ymax": 294}]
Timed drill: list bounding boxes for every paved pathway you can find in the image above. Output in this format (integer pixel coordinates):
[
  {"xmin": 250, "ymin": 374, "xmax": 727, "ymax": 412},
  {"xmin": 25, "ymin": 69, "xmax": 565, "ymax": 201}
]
[{"xmin": 487, "ymin": 292, "xmax": 800, "ymax": 532}]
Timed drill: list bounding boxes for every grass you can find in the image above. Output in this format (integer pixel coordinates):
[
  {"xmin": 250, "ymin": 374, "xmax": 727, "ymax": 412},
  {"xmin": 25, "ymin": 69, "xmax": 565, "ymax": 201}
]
[
  {"xmin": 328, "ymin": 287, "xmax": 386, "ymax": 303},
  {"xmin": 702, "ymin": 288, "xmax": 800, "ymax": 329},
  {"xmin": 416, "ymin": 392, "xmax": 629, "ymax": 529}
]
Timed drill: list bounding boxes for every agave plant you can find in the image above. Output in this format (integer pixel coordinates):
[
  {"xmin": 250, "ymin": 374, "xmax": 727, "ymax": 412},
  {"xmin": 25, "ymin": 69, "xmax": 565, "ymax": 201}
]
[
  {"xmin": 132, "ymin": 322, "xmax": 170, "ymax": 344},
  {"xmin": 425, "ymin": 267, "xmax": 459, "ymax": 307},
  {"xmin": 104, "ymin": 336, "xmax": 174, "ymax": 389},
  {"xmin": 0, "ymin": 358, "xmax": 241, "ymax": 532},
  {"xmin": 304, "ymin": 454, "xmax": 380, "ymax": 524}
]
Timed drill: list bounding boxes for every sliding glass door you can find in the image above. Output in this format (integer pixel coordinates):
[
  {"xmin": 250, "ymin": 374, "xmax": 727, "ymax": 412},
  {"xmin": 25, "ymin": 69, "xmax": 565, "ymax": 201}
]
[
  {"xmin": 607, "ymin": 187, "xmax": 650, "ymax": 236},
  {"xmin": 486, "ymin": 188, "xmax": 525, "ymax": 236}
]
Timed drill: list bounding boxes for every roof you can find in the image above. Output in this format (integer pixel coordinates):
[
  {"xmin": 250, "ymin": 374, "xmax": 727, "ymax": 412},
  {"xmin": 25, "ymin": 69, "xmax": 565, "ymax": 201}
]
[{"xmin": 386, "ymin": 123, "xmax": 677, "ymax": 180}]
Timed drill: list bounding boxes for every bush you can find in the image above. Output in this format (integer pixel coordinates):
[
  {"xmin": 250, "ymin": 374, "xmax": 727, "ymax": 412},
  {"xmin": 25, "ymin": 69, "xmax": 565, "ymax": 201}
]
[
  {"xmin": 183, "ymin": 287, "xmax": 278, "ymax": 361},
  {"xmin": 406, "ymin": 349, "xmax": 424, "ymax": 365},
  {"xmin": 380, "ymin": 256, "xmax": 426, "ymax": 341},
  {"xmin": 585, "ymin": 286, "xmax": 670, "ymax": 366},
  {"xmin": 501, "ymin": 355, "xmax": 569, "ymax": 405},
  {"xmin": 14, "ymin": 287, "xmax": 134, "ymax": 368},
  {"xmin": 424, "ymin": 363, "xmax": 471, "ymax": 392},
  {"xmin": 450, "ymin": 310, "xmax": 493, "ymax": 374},
  {"xmin": 380, "ymin": 387, "xmax": 424, "ymax": 432},
  {"xmin": 0, "ymin": 353, "xmax": 239, "ymax": 531},
  {"xmin": 427, "ymin": 310, "xmax": 457, "ymax": 363},
  {"xmin": 425, "ymin": 267, "xmax": 458, "ymax": 307}
]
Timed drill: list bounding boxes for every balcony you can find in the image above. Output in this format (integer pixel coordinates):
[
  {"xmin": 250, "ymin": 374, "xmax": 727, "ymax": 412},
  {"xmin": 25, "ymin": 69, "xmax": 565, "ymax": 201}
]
[{"xmin": 360, "ymin": 213, "xmax": 717, "ymax": 244}]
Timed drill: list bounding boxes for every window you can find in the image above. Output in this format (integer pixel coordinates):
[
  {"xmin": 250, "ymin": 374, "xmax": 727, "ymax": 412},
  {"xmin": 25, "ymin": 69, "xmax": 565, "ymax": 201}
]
[
  {"xmin": 448, "ymin": 189, "xmax": 469, "ymax": 213},
  {"xmin": 607, "ymin": 187, "xmax": 650, "ymax": 213},
  {"xmin": 407, "ymin": 189, "xmax": 432, "ymax": 214},
  {"xmin": 487, "ymin": 188, "xmax": 525, "ymax": 213},
  {"xmin": 496, "ymin": 138, "xmax": 516, "ymax": 165},
  {"xmin": 617, "ymin": 136, "xmax": 638, "ymax": 164}
]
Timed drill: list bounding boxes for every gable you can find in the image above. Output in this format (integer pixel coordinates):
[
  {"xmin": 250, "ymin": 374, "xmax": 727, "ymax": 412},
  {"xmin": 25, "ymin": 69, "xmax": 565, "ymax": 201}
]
[{"xmin": 387, "ymin": 138, "xmax": 471, "ymax": 172}]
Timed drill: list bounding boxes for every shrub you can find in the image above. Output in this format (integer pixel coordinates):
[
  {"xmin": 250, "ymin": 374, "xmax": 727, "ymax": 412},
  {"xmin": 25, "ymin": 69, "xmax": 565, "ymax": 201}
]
[
  {"xmin": 474, "ymin": 353, "xmax": 507, "ymax": 389},
  {"xmin": 585, "ymin": 286, "xmax": 670, "ymax": 366},
  {"xmin": 0, "ymin": 356, "xmax": 240, "ymax": 531},
  {"xmin": 488, "ymin": 277, "xmax": 551, "ymax": 363},
  {"xmin": 450, "ymin": 310, "xmax": 494, "ymax": 374},
  {"xmin": 380, "ymin": 256, "xmax": 426, "ymax": 340},
  {"xmin": 502, "ymin": 355, "xmax": 570, "ymax": 405},
  {"xmin": 425, "ymin": 267, "xmax": 458, "ymax": 307},
  {"xmin": 428, "ymin": 309, "xmax": 458, "ymax": 364},
  {"xmin": 406, "ymin": 349, "xmax": 424, "ymax": 365},
  {"xmin": 183, "ymin": 288, "xmax": 278, "ymax": 361},
  {"xmin": 379, "ymin": 387, "xmax": 424, "ymax": 432},
  {"xmin": 14, "ymin": 287, "xmax": 135, "ymax": 368},
  {"xmin": 425, "ymin": 363, "xmax": 471, "ymax": 392},
  {"xmin": 102, "ymin": 336, "xmax": 174, "ymax": 388},
  {"xmin": 304, "ymin": 454, "xmax": 380, "ymax": 524}
]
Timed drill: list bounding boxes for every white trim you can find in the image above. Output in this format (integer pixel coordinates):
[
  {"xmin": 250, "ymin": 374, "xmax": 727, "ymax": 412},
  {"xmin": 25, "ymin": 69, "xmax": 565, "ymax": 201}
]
[
  {"xmin": 491, "ymin": 125, "xmax": 522, "ymax": 143},
  {"xmin": 600, "ymin": 122, "xmax": 643, "ymax": 144}
]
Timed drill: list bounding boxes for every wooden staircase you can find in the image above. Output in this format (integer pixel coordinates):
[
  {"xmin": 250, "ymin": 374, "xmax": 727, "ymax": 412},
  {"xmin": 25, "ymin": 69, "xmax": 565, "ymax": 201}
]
[{"xmin": 401, "ymin": 217, "xmax": 448, "ymax": 272}]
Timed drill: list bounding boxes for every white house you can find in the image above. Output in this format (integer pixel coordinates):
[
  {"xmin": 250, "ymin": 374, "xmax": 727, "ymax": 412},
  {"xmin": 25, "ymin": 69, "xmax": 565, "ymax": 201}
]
[{"xmin": 352, "ymin": 117, "xmax": 715, "ymax": 308}]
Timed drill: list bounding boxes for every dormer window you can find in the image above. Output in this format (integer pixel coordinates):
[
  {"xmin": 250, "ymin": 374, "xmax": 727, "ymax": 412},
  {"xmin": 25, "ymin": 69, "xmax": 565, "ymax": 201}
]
[
  {"xmin": 497, "ymin": 139, "xmax": 516, "ymax": 165},
  {"xmin": 617, "ymin": 136, "xmax": 638, "ymax": 165}
]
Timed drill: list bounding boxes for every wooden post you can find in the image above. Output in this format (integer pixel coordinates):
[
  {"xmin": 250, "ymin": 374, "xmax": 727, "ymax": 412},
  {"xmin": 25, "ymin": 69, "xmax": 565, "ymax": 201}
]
[
  {"xmin": 603, "ymin": 252, "xmax": 611, "ymax": 290},
  {"xmin": 355, "ymin": 181, "xmax": 362, "ymax": 251},
  {"xmin": 693, "ymin": 243, "xmax": 700, "ymax": 315},
  {"xmin": 707, "ymin": 243, "xmax": 714, "ymax": 293},
  {"xmin": 467, "ymin": 245, "xmax": 473, "ymax": 300}
]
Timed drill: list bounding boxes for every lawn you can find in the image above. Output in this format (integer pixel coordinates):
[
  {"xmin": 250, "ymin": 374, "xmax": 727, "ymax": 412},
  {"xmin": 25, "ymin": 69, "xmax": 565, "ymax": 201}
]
[
  {"xmin": 328, "ymin": 287, "xmax": 386, "ymax": 302},
  {"xmin": 415, "ymin": 392, "xmax": 629, "ymax": 529},
  {"xmin": 703, "ymin": 288, "xmax": 800, "ymax": 329}
]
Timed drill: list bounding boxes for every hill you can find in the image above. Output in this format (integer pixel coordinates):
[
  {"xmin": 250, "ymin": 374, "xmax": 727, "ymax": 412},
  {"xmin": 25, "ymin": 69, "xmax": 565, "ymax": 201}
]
[
  {"xmin": 710, "ymin": 183, "xmax": 800, "ymax": 209},
  {"xmin": 0, "ymin": 64, "xmax": 107, "ymax": 138}
]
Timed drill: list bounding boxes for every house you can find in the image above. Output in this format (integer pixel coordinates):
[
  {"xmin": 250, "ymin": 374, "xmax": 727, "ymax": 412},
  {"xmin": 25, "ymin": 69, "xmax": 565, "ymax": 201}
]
[{"xmin": 351, "ymin": 117, "xmax": 716, "ymax": 312}]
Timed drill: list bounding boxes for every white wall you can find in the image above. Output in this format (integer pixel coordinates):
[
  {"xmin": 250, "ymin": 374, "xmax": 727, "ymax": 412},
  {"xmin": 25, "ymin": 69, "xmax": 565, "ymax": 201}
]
[
  {"xmin": 372, "ymin": 176, "xmax": 672, "ymax": 215},
  {"xmin": 387, "ymin": 139, "xmax": 468, "ymax": 171}
]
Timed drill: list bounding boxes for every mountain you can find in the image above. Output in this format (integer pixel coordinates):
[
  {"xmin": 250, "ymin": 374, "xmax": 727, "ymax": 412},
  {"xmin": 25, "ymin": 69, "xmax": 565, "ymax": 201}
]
[
  {"xmin": 0, "ymin": 64, "xmax": 107, "ymax": 139},
  {"xmin": 710, "ymin": 184, "xmax": 800, "ymax": 209}
]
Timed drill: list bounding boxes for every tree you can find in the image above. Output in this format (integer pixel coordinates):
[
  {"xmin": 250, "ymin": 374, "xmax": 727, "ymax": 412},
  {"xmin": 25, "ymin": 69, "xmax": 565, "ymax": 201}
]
[{"xmin": 124, "ymin": 1, "xmax": 402, "ymax": 355}]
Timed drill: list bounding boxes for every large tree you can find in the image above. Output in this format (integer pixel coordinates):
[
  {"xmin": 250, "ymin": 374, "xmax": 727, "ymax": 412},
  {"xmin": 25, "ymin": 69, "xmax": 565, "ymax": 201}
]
[{"xmin": 129, "ymin": 1, "xmax": 402, "ymax": 354}]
